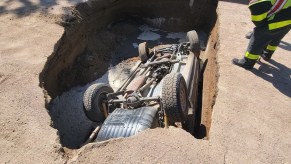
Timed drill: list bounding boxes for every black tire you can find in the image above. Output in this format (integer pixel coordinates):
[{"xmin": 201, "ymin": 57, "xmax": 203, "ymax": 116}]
[
  {"xmin": 138, "ymin": 42, "xmax": 149, "ymax": 63},
  {"xmin": 162, "ymin": 73, "xmax": 188, "ymax": 122},
  {"xmin": 186, "ymin": 30, "xmax": 200, "ymax": 57},
  {"xmin": 83, "ymin": 83, "xmax": 114, "ymax": 122}
]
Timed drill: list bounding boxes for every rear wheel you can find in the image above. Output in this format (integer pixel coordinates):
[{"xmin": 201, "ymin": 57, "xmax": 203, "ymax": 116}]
[
  {"xmin": 83, "ymin": 83, "xmax": 114, "ymax": 122},
  {"xmin": 186, "ymin": 30, "xmax": 200, "ymax": 57},
  {"xmin": 162, "ymin": 73, "xmax": 188, "ymax": 123},
  {"xmin": 138, "ymin": 42, "xmax": 150, "ymax": 63}
]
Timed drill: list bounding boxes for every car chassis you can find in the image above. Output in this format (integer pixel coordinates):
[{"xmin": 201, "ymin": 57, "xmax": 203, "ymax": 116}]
[{"xmin": 83, "ymin": 30, "xmax": 202, "ymax": 142}]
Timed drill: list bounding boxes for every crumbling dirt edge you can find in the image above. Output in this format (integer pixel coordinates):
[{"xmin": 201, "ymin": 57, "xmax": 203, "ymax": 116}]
[{"xmin": 200, "ymin": 14, "xmax": 219, "ymax": 139}]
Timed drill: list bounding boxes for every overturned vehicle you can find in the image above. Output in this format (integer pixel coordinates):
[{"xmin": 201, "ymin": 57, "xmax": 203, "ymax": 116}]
[{"xmin": 83, "ymin": 30, "xmax": 202, "ymax": 142}]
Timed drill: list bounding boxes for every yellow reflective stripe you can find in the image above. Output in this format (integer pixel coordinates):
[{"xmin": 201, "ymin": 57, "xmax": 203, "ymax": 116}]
[
  {"xmin": 267, "ymin": 45, "xmax": 277, "ymax": 51},
  {"xmin": 252, "ymin": 12, "xmax": 268, "ymax": 21},
  {"xmin": 283, "ymin": 0, "xmax": 291, "ymax": 9},
  {"xmin": 245, "ymin": 51, "xmax": 260, "ymax": 60},
  {"xmin": 269, "ymin": 20, "xmax": 291, "ymax": 29}
]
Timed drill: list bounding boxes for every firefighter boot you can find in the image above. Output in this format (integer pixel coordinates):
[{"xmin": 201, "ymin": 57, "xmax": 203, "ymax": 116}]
[
  {"xmin": 261, "ymin": 53, "xmax": 272, "ymax": 61},
  {"xmin": 232, "ymin": 57, "xmax": 256, "ymax": 69}
]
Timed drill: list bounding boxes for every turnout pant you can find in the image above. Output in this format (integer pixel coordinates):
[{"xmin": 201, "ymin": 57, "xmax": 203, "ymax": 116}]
[{"xmin": 246, "ymin": 25, "xmax": 291, "ymax": 60}]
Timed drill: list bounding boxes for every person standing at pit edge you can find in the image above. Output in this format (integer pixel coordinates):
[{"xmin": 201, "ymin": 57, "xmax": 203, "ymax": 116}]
[{"xmin": 232, "ymin": 0, "xmax": 291, "ymax": 69}]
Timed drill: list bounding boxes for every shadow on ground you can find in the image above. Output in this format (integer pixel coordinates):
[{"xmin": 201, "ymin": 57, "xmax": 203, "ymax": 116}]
[
  {"xmin": 0, "ymin": 0, "xmax": 79, "ymax": 17},
  {"xmin": 251, "ymin": 60, "xmax": 291, "ymax": 98},
  {"xmin": 49, "ymin": 74, "xmax": 110, "ymax": 149},
  {"xmin": 194, "ymin": 59, "xmax": 208, "ymax": 139},
  {"xmin": 279, "ymin": 41, "xmax": 291, "ymax": 51}
]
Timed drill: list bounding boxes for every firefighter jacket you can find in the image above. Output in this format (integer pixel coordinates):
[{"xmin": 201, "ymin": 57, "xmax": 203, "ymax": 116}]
[{"xmin": 249, "ymin": 0, "xmax": 291, "ymax": 30}]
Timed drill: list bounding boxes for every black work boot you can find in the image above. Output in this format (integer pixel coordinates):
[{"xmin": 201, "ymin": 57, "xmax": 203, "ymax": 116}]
[
  {"xmin": 232, "ymin": 57, "xmax": 256, "ymax": 69},
  {"xmin": 261, "ymin": 53, "xmax": 272, "ymax": 61}
]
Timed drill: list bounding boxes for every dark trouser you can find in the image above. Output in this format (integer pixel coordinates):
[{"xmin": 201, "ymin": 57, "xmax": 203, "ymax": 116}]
[{"xmin": 246, "ymin": 25, "xmax": 291, "ymax": 60}]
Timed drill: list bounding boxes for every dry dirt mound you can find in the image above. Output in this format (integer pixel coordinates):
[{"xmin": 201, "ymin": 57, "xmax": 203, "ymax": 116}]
[{"xmin": 71, "ymin": 127, "xmax": 207, "ymax": 163}]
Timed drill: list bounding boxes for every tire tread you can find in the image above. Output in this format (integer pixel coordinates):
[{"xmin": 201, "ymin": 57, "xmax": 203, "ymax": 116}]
[
  {"xmin": 162, "ymin": 73, "xmax": 187, "ymax": 122},
  {"xmin": 83, "ymin": 83, "xmax": 113, "ymax": 122}
]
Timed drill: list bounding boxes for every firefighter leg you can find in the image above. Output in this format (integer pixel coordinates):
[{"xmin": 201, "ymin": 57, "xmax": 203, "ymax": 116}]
[
  {"xmin": 262, "ymin": 26, "xmax": 291, "ymax": 61},
  {"xmin": 233, "ymin": 26, "xmax": 270, "ymax": 69}
]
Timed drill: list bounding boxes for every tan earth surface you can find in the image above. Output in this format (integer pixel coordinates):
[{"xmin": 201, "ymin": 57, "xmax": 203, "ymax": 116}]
[{"xmin": 0, "ymin": 0, "xmax": 290, "ymax": 163}]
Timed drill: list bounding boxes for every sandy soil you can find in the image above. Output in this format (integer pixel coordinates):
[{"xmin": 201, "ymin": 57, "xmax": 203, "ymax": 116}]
[
  {"xmin": 0, "ymin": 1, "xmax": 83, "ymax": 163},
  {"xmin": 0, "ymin": 0, "xmax": 290, "ymax": 163}
]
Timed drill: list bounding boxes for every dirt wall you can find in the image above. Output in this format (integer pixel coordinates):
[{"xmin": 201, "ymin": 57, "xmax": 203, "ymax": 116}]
[{"xmin": 200, "ymin": 17, "xmax": 219, "ymax": 138}]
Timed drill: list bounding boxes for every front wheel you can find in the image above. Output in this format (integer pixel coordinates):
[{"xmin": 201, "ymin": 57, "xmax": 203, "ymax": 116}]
[{"xmin": 138, "ymin": 42, "xmax": 150, "ymax": 63}]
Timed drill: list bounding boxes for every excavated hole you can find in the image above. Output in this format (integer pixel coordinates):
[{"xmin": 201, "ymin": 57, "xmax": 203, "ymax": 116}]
[{"xmin": 39, "ymin": 0, "xmax": 218, "ymax": 149}]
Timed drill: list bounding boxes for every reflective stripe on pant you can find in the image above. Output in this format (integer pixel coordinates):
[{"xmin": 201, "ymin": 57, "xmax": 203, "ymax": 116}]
[
  {"xmin": 269, "ymin": 20, "xmax": 291, "ymax": 30},
  {"xmin": 263, "ymin": 45, "xmax": 277, "ymax": 58},
  {"xmin": 245, "ymin": 51, "xmax": 260, "ymax": 60},
  {"xmin": 246, "ymin": 25, "xmax": 291, "ymax": 59},
  {"xmin": 266, "ymin": 44, "xmax": 278, "ymax": 51}
]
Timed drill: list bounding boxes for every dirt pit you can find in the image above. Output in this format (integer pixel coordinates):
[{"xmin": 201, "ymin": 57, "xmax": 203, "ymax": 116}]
[{"xmin": 40, "ymin": 0, "xmax": 218, "ymax": 149}]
